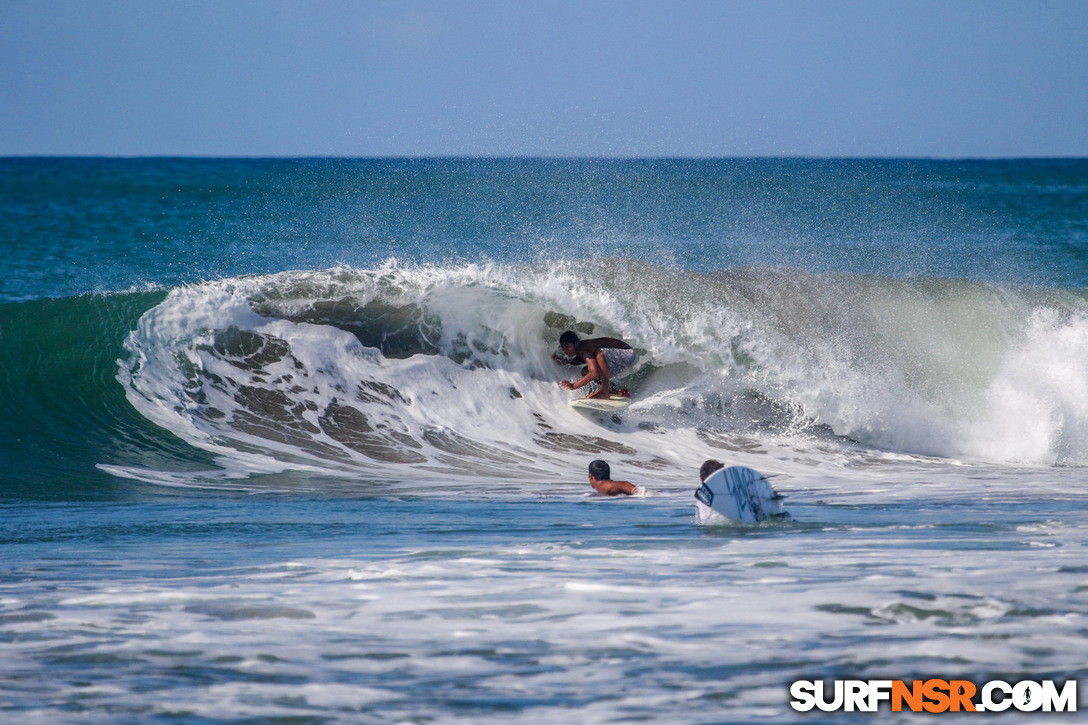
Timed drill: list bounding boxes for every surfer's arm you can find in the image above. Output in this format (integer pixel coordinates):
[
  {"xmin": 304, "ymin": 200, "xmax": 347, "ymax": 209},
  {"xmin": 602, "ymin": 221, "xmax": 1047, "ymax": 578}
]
[{"xmin": 561, "ymin": 356, "xmax": 601, "ymax": 391}]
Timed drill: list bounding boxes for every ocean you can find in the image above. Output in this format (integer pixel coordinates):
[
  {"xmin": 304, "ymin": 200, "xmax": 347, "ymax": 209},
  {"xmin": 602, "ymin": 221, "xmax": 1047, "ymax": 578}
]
[{"xmin": 2, "ymin": 157, "xmax": 1087, "ymax": 722}]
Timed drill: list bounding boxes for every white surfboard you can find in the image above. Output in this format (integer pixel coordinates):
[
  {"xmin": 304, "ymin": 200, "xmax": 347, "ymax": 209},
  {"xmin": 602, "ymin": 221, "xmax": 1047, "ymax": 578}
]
[
  {"xmin": 694, "ymin": 466, "xmax": 788, "ymax": 524},
  {"xmin": 569, "ymin": 394, "xmax": 632, "ymax": 411}
]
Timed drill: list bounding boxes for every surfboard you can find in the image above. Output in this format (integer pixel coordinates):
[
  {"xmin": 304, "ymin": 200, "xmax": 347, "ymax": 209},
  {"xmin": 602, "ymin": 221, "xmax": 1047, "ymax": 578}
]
[
  {"xmin": 569, "ymin": 394, "xmax": 632, "ymax": 411},
  {"xmin": 694, "ymin": 466, "xmax": 788, "ymax": 524}
]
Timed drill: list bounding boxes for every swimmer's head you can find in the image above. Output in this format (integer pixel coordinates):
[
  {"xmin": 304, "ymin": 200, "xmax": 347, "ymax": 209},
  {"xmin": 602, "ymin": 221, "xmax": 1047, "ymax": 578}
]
[
  {"xmin": 588, "ymin": 459, "xmax": 610, "ymax": 481},
  {"xmin": 699, "ymin": 459, "xmax": 725, "ymax": 482}
]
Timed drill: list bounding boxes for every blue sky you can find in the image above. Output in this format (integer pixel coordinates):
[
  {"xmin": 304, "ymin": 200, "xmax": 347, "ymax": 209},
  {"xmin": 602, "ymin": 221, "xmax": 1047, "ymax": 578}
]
[{"xmin": 2, "ymin": 0, "xmax": 1086, "ymax": 157}]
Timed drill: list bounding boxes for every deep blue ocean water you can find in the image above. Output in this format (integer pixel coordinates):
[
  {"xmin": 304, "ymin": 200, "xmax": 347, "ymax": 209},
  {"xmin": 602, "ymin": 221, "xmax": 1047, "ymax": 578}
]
[{"xmin": 2, "ymin": 158, "xmax": 1087, "ymax": 722}]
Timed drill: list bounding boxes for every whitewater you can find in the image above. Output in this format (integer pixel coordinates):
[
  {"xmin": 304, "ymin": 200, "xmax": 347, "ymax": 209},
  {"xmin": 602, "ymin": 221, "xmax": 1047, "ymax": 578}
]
[
  {"xmin": 1, "ymin": 158, "xmax": 1086, "ymax": 723},
  {"xmin": 115, "ymin": 260, "xmax": 1088, "ymax": 481}
]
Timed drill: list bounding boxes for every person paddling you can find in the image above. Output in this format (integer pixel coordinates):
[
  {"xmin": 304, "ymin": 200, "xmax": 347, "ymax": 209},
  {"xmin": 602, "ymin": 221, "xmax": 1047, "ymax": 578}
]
[{"xmin": 587, "ymin": 460, "xmax": 644, "ymax": 496}]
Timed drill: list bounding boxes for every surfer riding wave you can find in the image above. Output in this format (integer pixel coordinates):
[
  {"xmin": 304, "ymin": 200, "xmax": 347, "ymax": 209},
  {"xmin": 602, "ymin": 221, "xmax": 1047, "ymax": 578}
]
[{"xmin": 554, "ymin": 330, "xmax": 638, "ymax": 400}]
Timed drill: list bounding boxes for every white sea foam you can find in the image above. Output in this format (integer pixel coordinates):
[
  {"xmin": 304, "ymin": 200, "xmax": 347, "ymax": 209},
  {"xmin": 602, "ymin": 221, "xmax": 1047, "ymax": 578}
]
[{"xmin": 3, "ymin": 479, "xmax": 1087, "ymax": 723}]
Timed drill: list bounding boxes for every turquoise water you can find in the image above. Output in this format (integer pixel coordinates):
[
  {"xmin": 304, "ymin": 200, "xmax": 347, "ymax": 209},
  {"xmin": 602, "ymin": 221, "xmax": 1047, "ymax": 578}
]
[
  {"xmin": 4, "ymin": 158, "xmax": 1087, "ymax": 303},
  {"xmin": 2, "ymin": 158, "xmax": 1087, "ymax": 722}
]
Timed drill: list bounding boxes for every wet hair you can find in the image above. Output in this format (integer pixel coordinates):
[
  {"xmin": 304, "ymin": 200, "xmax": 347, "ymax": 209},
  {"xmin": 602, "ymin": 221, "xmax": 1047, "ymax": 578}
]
[
  {"xmin": 699, "ymin": 459, "xmax": 724, "ymax": 482},
  {"xmin": 588, "ymin": 459, "xmax": 610, "ymax": 481},
  {"xmin": 559, "ymin": 331, "xmax": 580, "ymax": 347}
]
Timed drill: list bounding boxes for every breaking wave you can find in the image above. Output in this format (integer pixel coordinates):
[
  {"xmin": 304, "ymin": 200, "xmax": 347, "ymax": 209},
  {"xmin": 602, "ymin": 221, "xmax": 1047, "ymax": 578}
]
[{"xmin": 109, "ymin": 260, "xmax": 1088, "ymax": 487}]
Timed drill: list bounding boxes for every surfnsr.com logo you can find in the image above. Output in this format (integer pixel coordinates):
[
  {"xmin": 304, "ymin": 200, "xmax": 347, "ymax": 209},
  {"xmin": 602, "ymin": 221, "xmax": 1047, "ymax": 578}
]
[{"xmin": 790, "ymin": 679, "xmax": 1077, "ymax": 713}]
